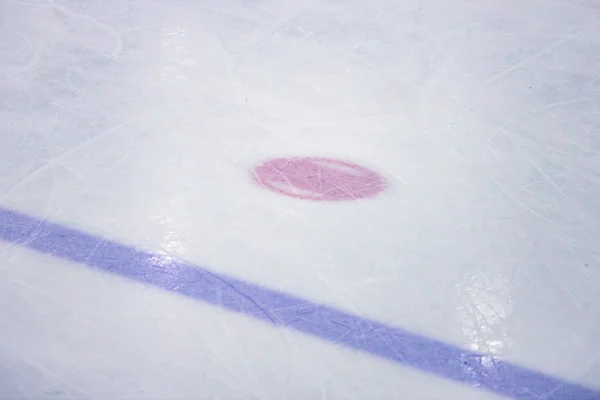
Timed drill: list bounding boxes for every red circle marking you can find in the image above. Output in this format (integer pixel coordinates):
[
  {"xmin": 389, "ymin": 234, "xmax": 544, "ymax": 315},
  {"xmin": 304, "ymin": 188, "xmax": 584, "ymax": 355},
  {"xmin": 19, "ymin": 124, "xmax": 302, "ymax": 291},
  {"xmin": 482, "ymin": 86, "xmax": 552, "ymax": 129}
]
[{"xmin": 251, "ymin": 157, "xmax": 387, "ymax": 201}]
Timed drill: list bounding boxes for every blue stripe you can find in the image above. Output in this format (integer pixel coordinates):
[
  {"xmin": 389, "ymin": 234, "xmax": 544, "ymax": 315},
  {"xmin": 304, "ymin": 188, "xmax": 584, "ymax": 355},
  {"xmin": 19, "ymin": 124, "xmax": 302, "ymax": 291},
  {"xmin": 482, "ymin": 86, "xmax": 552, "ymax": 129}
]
[{"xmin": 0, "ymin": 206, "xmax": 598, "ymax": 399}]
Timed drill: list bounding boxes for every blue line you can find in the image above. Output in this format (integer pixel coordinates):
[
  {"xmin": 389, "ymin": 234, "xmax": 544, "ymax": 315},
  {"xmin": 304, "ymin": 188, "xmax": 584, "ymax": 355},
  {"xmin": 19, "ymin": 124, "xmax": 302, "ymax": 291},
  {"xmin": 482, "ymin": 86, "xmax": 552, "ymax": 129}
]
[{"xmin": 0, "ymin": 206, "xmax": 598, "ymax": 400}]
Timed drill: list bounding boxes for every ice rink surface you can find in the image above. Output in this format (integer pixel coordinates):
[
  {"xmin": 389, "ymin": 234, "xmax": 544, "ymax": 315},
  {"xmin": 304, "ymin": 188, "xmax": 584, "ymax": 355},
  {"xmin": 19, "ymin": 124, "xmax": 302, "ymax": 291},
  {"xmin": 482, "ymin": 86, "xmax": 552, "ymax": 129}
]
[{"xmin": 1, "ymin": 0, "xmax": 600, "ymax": 399}]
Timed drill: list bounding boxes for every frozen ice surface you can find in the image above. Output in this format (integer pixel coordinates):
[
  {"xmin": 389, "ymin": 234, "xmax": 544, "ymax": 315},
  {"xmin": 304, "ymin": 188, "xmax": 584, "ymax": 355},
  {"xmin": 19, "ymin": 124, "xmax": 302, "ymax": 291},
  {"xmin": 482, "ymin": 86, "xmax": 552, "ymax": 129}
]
[{"xmin": 1, "ymin": 0, "xmax": 600, "ymax": 399}]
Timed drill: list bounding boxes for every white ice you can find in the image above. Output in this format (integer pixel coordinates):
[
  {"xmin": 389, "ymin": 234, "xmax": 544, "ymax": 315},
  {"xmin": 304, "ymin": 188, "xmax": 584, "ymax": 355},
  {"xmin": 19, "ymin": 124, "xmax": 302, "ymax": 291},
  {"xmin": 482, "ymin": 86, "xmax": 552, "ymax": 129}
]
[{"xmin": 1, "ymin": 0, "xmax": 599, "ymax": 398}]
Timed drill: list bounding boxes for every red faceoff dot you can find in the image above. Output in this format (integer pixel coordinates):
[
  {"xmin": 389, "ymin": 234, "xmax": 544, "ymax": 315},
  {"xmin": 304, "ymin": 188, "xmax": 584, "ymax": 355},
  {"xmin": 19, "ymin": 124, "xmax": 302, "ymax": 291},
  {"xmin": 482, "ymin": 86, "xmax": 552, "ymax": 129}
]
[{"xmin": 251, "ymin": 157, "xmax": 387, "ymax": 201}]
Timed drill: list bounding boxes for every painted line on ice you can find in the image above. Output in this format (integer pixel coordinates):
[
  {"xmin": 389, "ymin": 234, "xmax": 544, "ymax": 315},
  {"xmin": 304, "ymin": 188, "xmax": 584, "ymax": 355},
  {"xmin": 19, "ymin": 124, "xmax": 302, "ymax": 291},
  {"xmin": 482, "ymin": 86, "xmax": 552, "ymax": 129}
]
[{"xmin": 1, "ymin": 206, "xmax": 598, "ymax": 400}]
